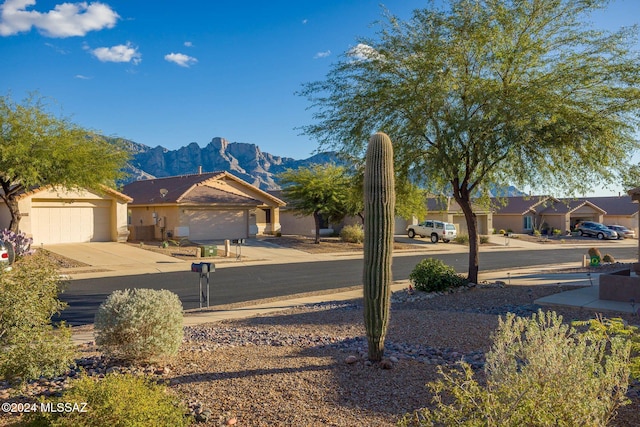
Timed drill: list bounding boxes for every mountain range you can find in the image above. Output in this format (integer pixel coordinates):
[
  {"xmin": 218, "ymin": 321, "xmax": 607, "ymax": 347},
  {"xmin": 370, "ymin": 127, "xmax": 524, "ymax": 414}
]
[
  {"xmin": 121, "ymin": 137, "xmax": 338, "ymax": 191},
  {"xmin": 120, "ymin": 136, "xmax": 524, "ymax": 196}
]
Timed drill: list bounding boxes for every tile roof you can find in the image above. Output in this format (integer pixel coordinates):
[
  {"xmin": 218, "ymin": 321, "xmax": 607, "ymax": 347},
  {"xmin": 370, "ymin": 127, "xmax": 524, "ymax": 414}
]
[
  {"xmin": 179, "ymin": 185, "xmax": 261, "ymax": 205},
  {"xmin": 122, "ymin": 172, "xmax": 226, "ymax": 204},
  {"xmin": 561, "ymin": 196, "xmax": 637, "ymax": 216},
  {"xmin": 490, "ymin": 196, "xmax": 551, "ymax": 214}
]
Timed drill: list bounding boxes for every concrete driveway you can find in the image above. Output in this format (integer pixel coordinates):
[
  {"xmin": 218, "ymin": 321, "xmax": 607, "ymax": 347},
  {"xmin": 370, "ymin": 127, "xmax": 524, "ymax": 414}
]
[{"xmin": 45, "ymin": 242, "xmax": 189, "ymax": 276}]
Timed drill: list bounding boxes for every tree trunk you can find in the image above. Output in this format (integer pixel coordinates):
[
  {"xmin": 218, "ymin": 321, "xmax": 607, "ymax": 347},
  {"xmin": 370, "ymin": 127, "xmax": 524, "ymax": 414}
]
[
  {"xmin": 6, "ymin": 196, "xmax": 21, "ymax": 233},
  {"xmin": 313, "ymin": 211, "xmax": 321, "ymax": 244},
  {"xmin": 453, "ymin": 189, "xmax": 479, "ymax": 284}
]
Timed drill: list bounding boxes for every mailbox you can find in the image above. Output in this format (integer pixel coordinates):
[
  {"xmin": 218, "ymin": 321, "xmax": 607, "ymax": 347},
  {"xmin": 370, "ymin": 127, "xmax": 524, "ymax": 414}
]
[{"xmin": 191, "ymin": 262, "xmax": 214, "ymax": 273}]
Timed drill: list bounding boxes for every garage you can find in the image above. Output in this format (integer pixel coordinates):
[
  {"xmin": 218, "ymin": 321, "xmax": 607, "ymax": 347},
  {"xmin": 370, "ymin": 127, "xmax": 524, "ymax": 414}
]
[
  {"xmin": 31, "ymin": 200, "xmax": 112, "ymax": 244},
  {"xmin": 185, "ymin": 208, "xmax": 248, "ymax": 241}
]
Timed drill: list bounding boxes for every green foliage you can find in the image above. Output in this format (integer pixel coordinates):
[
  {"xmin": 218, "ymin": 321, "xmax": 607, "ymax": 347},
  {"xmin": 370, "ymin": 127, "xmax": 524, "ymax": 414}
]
[
  {"xmin": 498, "ymin": 229, "xmax": 506, "ymax": 235},
  {"xmin": 401, "ymin": 311, "xmax": 631, "ymax": 426},
  {"xmin": 95, "ymin": 289, "xmax": 184, "ymax": 364},
  {"xmin": 453, "ymin": 234, "xmax": 469, "ymax": 245},
  {"xmin": 340, "ymin": 223, "xmax": 364, "ymax": 243},
  {"xmin": 0, "ymin": 253, "xmax": 76, "ymax": 382},
  {"xmin": 362, "ymin": 132, "xmax": 395, "ymax": 362},
  {"xmin": 573, "ymin": 315, "xmax": 640, "ymax": 381},
  {"xmin": 409, "ymin": 258, "xmax": 466, "ymax": 292},
  {"xmin": 479, "ymin": 235, "xmax": 489, "ymax": 244},
  {"xmin": 300, "ymin": 0, "xmax": 640, "ymax": 284},
  {"xmin": 553, "ymin": 228, "xmax": 562, "ymax": 236},
  {"xmin": 0, "ymin": 93, "xmax": 130, "ymax": 232},
  {"xmin": 602, "ymin": 253, "xmax": 615, "ymax": 263},
  {"xmin": 533, "ymin": 229, "xmax": 541, "ymax": 237},
  {"xmin": 26, "ymin": 373, "xmax": 192, "ymax": 426},
  {"xmin": 278, "ymin": 163, "xmax": 351, "ymax": 243}
]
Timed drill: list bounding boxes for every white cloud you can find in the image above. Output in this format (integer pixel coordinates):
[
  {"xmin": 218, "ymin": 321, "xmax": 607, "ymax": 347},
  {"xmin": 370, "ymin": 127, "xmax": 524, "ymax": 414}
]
[
  {"xmin": 183, "ymin": 41, "xmax": 192, "ymax": 47},
  {"xmin": 164, "ymin": 52, "xmax": 197, "ymax": 67},
  {"xmin": 347, "ymin": 43, "xmax": 384, "ymax": 61},
  {"xmin": 74, "ymin": 74, "xmax": 91, "ymax": 79},
  {"xmin": 302, "ymin": 19, "xmax": 307, "ymax": 24},
  {"xmin": 0, "ymin": 0, "xmax": 119, "ymax": 37},
  {"xmin": 91, "ymin": 42, "xmax": 141, "ymax": 64},
  {"xmin": 313, "ymin": 50, "xmax": 331, "ymax": 59}
]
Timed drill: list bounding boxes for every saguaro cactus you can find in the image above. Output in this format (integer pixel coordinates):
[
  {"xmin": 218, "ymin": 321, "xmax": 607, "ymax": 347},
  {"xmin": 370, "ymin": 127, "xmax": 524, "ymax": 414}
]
[{"xmin": 363, "ymin": 132, "xmax": 395, "ymax": 362}]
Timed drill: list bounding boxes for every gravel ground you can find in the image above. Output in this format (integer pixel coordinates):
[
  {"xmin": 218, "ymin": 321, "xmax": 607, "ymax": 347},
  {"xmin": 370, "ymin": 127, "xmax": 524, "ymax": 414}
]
[{"xmin": 2, "ymin": 284, "xmax": 639, "ymax": 426}]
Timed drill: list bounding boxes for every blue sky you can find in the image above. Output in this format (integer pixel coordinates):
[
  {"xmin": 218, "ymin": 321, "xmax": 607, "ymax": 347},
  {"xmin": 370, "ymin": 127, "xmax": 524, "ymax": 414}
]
[{"xmin": 1, "ymin": 0, "xmax": 640, "ymax": 195}]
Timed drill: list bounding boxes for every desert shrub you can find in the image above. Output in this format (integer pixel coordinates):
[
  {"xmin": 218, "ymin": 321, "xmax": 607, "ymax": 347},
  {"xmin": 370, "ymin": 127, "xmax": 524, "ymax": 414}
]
[
  {"xmin": 0, "ymin": 228, "xmax": 34, "ymax": 259},
  {"xmin": 95, "ymin": 289, "xmax": 184, "ymax": 363},
  {"xmin": 340, "ymin": 224, "xmax": 364, "ymax": 243},
  {"xmin": 533, "ymin": 229, "xmax": 541, "ymax": 237},
  {"xmin": 409, "ymin": 258, "xmax": 466, "ymax": 292},
  {"xmin": 602, "ymin": 253, "xmax": 615, "ymax": 263},
  {"xmin": 553, "ymin": 228, "xmax": 562, "ymax": 236},
  {"xmin": 588, "ymin": 247, "xmax": 602, "ymax": 259},
  {"xmin": 453, "ymin": 234, "xmax": 469, "ymax": 244},
  {"xmin": 400, "ymin": 310, "xmax": 631, "ymax": 427},
  {"xmin": 498, "ymin": 229, "xmax": 506, "ymax": 235},
  {"xmin": 0, "ymin": 253, "xmax": 76, "ymax": 382},
  {"xmin": 25, "ymin": 373, "xmax": 192, "ymax": 426},
  {"xmin": 573, "ymin": 315, "xmax": 640, "ymax": 381},
  {"xmin": 479, "ymin": 235, "xmax": 489, "ymax": 244}
]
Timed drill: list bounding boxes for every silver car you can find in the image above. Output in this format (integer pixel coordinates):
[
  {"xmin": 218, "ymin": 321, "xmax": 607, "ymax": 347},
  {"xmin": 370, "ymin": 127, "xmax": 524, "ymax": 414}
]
[
  {"xmin": 576, "ymin": 221, "xmax": 618, "ymax": 240},
  {"xmin": 605, "ymin": 225, "xmax": 635, "ymax": 239}
]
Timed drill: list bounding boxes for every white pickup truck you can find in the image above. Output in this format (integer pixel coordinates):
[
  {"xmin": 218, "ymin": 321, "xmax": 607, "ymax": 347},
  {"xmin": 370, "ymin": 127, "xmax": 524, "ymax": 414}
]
[{"xmin": 406, "ymin": 220, "xmax": 457, "ymax": 243}]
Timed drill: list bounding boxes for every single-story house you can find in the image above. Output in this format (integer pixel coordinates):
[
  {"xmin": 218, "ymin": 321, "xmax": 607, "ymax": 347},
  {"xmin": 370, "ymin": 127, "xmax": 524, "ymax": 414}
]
[
  {"xmin": 0, "ymin": 186, "xmax": 132, "ymax": 245},
  {"xmin": 122, "ymin": 172, "xmax": 285, "ymax": 241},
  {"xmin": 491, "ymin": 195, "xmax": 638, "ymax": 235}
]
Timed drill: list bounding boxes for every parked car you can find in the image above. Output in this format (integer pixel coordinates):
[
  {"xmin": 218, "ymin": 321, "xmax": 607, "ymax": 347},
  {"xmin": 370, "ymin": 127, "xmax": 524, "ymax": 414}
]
[
  {"xmin": 0, "ymin": 241, "xmax": 14, "ymax": 270},
  {"xmin": 605, "ymin": 225, "xmax": 636, "ymax": 239},
  {"xmin": 406, "ymin": 220, "xmax": 457, "ymax": 243},
  {"xmin": 575, "ymin": 221, "xmax": 618, "ymax": 240}
]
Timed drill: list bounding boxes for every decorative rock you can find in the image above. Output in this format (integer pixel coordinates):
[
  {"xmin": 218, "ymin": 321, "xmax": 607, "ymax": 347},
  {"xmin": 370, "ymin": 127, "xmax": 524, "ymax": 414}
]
[
  {"xmin": 227, "ymin": 417, "xmax": 238, "ymax": 425},
  {"xmin": 344, "ymin": 355, "xmax": 358, "ymax": 364},
  {"xmin": 380, "ymin": 360, "xmax": 393, "ymax": 370},
  {"xmin": 389, "ymin": 356, "xmax": 399, "ymax": 363}
]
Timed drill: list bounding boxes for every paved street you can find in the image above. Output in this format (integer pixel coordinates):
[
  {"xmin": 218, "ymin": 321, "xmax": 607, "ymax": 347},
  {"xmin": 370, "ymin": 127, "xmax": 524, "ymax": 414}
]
[{"xmin": 55, "ymin": 244, "xmax": 638, "ymax": 325}]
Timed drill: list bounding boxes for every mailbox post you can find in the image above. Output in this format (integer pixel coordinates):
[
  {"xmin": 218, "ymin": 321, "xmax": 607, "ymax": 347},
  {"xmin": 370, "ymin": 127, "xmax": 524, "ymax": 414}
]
[
  {"xmin": 232, "ymin": 238, "xmax": 245, "ymax": 261},
  {"xmin": 191, "ymin": 262, "xmax": 214, "ymax": 308}
]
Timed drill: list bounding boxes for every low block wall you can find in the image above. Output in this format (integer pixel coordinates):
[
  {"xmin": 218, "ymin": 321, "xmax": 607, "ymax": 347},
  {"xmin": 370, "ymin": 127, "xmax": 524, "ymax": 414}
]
[{"xmin": 599, "ymin": 269, "xmax": 640, "ymax": 302}]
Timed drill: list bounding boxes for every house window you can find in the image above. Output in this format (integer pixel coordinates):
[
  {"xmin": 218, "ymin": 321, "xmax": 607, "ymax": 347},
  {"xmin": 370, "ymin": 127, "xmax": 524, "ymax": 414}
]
[
  {"xmin": 262, "ymin": 208, "xmax": 272, "ymax": 223},
  {"xmin": 524, "ymin": 216, "xmax": 533, "ymax": 230}
]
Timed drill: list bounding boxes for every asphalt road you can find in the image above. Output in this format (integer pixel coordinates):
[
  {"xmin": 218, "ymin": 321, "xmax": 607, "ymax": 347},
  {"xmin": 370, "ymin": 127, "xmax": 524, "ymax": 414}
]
[{"xmin": 56, "ymin": 246, "xmax": 638, "ymax": 326}]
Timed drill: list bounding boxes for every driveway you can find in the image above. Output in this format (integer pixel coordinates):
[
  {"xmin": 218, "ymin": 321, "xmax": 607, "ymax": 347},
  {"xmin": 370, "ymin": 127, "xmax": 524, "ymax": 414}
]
[{"xmin": 45, "ymin": 242, "xmax": 188, "ymax": 276}]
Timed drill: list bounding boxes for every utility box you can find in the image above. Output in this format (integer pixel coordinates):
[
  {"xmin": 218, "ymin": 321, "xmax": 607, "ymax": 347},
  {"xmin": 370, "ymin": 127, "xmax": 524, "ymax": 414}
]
[{"xmin": 199, "ymin": 245, "xmax": 217, "ymax": 257}]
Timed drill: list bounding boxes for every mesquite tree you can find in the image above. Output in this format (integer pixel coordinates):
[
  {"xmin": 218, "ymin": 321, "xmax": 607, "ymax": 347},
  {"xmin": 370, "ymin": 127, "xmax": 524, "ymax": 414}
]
[
  {"xmin": 363, "ymin": 132, "xmax": 395, "ymax": 362},
  {"xmin": 300, "ymin": 0, "xmax": 640, "ymax": 284}
]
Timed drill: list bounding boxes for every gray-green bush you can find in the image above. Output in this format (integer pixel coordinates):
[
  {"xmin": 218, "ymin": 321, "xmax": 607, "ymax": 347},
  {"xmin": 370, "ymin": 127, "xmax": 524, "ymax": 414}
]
[
  {"xmin": 409, "ymin": 258, "xmax": 466, "ymax": 292},
  {"xmin": 400, "ymin": 310, "xmax": 631, "ymax": 426},
  {"xmin": 95, "ymin": 288, "xmax": 184, "ymax": 363},
  {"xmin": 340, "ymin": 223, "xmax": 364, "ymax": 243},
  {"xmin": 0, "ymin": 253, "xmax": 76, "ymax": 382},
  {"xmin": 26, "ymin": 373, "xmax": 192, "ymax": 426}
]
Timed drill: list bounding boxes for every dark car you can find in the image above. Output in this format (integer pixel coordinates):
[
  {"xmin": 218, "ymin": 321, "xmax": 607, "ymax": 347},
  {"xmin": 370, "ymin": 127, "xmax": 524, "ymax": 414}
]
[
  {"xmin": 605, "ymin": 225, "xmax": 636, "ymax": 239},
  {"xmin": 575, "ymin": 221, "xmax": 618, "ymax": 240}
]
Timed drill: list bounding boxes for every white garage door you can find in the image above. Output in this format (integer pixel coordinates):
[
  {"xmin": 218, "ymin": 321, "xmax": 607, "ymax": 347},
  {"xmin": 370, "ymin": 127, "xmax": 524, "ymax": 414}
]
[
  {"xmin": 186, "ymin": 209, "xmax": 247, "ymax": 241},
  {"xmin": 32, "ymin": 201, "xmax": 111, "ymax": 244}
]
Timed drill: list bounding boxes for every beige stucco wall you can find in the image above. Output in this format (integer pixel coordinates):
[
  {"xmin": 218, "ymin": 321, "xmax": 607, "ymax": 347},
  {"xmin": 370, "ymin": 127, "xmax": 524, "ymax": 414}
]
[{"xmin": 1, "ymin": 187, "xmax": 128, "ymax": 243}]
